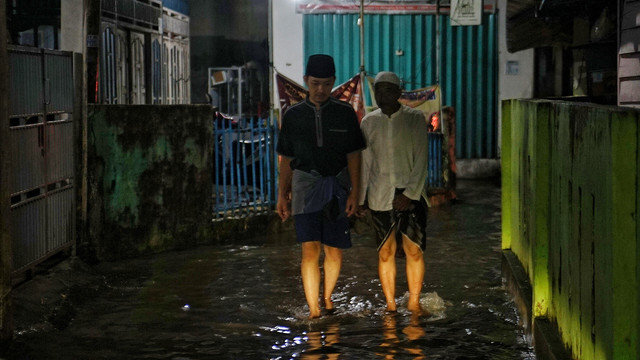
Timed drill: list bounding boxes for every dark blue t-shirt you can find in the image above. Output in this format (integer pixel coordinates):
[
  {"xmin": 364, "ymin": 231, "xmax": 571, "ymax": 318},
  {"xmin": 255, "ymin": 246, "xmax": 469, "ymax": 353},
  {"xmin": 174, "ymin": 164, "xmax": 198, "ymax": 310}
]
[{"xmin": 277, "ymin": 97, "xmax": 366, "ymax": 177}]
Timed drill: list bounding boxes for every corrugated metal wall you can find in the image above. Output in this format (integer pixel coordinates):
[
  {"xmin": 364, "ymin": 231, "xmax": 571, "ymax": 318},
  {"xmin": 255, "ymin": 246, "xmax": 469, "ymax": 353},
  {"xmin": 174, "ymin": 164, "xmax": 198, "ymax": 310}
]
[
  {"xmin": 8, "ymin": 47, "xmax": 75, "ymax": 274},
  {"xmin": 619, "ymin": 0, "xmax": 640, "ymax": 108},
  {"xmin": 304, "ymin": 13, "xmax": 498, "ymax": 159}
]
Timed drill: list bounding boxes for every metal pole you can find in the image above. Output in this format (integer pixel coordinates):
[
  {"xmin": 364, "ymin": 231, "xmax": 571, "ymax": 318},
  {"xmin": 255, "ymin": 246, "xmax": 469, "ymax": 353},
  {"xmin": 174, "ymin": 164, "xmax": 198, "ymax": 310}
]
[
  {"xmin": 359, "ymin": 0, "xmax": 366, "ymax": 110},
  {"xmin": 359, "ymin": 0, "xmax": 365, "ymax": 74},
  {"xmin": 238, "ymin": 67, "xmax": 243, "ymax": 120},
  {"xmin": 267, "ymin": 0, "xmax": 277, "ymax": 203},
  {"xmin": 86, "ymin": 0, "xmax": 101, "ymax": 103},
  {"xmin": 436, "ymin": 0, "xmax": 441, "ymax": 85}
]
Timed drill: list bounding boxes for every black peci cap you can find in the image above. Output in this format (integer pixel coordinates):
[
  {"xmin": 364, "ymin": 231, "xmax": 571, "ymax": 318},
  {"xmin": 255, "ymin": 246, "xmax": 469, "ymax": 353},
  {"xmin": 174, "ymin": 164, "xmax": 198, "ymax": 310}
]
[{"xmin": 305, "ymin": 54, "xmax": 336, "ymax": 78}]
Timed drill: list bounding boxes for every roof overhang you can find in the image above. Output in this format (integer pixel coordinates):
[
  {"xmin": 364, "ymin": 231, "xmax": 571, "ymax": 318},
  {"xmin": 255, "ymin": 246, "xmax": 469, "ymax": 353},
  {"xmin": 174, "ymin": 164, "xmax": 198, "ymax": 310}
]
[{"xmin": 506, "ymin": 0, "xmax": 613, "ymax": 53}]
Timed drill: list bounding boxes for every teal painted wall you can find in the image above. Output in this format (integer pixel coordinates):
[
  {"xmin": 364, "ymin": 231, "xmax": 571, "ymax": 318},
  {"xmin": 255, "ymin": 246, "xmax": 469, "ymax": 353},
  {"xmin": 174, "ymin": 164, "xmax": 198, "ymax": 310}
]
[
  {"xmin": 303, "ymin": 13, "xmax": 498, "ymax": 159},
  {"xmin": 87, "ymin": 105, "xmax": 213, "ymax": 261},
  {"xmin": 502, "ymin": 99, "xmax": 640, "ymax": 359}
]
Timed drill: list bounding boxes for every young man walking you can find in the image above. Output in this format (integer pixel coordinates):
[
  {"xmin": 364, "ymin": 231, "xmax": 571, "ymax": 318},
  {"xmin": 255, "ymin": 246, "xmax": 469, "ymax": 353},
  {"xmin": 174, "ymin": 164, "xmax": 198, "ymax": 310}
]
[
  {"xmin": 358, "ymin": 71, "xmax": 429, "ymax": 314},
  {"xmin": 276, "ymin": 54, "xmax": 365, "ymax": 319}
]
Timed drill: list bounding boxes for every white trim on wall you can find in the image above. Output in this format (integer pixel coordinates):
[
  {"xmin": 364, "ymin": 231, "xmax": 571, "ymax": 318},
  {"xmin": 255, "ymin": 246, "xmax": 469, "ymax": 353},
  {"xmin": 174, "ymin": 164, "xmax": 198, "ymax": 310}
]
[
  {"xmin": 271, "ymin": 0, "xmax": 305, "ymax": 114},
  {"xmin": 497, "ymin": 0, "xmax": 534, "ymax": 157}
]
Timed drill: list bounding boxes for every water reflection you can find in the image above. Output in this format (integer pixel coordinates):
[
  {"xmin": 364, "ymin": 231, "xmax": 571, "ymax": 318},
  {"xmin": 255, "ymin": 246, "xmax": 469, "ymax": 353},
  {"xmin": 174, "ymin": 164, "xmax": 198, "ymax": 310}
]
[
  {"xmin": 377, "ymin": 314, "xmax": 426, "ymax": 359},
  {"xmin": 301, "ymin": 323, "xmax": 341, "ymax": 360}
]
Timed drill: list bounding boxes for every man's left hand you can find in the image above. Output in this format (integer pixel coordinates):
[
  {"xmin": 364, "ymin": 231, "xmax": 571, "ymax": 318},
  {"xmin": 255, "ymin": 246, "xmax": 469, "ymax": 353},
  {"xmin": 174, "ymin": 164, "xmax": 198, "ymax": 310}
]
[
  {"xmin": 345, "ymin": 192, "xmax": 359, "ymax": 217},
  {"xmin": 393, "ymin": 193, "xmax": 412, "ymax": 211}
]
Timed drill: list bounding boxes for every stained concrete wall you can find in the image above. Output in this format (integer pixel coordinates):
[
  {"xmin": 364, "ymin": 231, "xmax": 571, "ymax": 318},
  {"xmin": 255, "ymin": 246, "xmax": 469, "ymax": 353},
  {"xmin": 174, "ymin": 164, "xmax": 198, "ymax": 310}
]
[
  {"xmin": 60, "ymin": 0, "xmax": 85, "ymax": 54},
  {"xmin": 502, "ymin": 99, "xmax": 640, "ymax": 359},
  {"xmin": 85, "ymin": 105, "xmax": 213, "ymax": 261},
  {"xmin": 496, "ymin": 0, "xmax": 534, "ymax": 157}
]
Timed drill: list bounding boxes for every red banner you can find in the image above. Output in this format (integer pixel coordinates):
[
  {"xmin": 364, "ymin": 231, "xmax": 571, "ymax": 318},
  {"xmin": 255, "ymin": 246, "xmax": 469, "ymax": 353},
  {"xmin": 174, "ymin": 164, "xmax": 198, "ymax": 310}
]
[
  {"xmin": 275, "ymin": 73, "xmax": 307, "ymax": 114},
  {"xmin": 295, "ymin": 0, "xmax": 496, "ymax": 14},
  {"xmin": 332, "ymin": 74, "xmax": 365, "ymax": 122},
  {"xmin": 276, "ymin": 72, "xmax": 365, "ymax": 122}
]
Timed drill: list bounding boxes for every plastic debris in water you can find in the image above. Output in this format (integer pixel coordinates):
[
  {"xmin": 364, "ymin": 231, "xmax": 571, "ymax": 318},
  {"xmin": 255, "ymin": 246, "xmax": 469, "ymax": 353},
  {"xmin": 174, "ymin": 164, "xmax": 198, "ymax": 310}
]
[
  {"xmin": 182, "ymin": 304, "xmax": 190, "ymax": 311},
  {"xmin": 420, "ymin": 292, "xmax": 448, "ymax": 321}
]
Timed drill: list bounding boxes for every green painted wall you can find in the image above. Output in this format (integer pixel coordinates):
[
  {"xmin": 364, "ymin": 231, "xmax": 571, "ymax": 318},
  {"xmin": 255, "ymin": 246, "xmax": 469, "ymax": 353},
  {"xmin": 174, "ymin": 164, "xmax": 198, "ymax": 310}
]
[
  {"xmin": 86, "ymin": 105, "xmax": 213, "ymax": 261},
  {"xmin": 502, "ymin": 99, "xmax": 640, "ymax": 359}
]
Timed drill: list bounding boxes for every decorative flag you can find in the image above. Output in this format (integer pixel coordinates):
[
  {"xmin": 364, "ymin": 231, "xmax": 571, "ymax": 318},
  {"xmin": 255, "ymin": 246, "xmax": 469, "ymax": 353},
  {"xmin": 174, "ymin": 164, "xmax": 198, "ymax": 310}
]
[
  {"xmin": 276, "ymin": 72, "xmax": 366, "ymax": 122},
  {"xmin": 275, "ymin": 72, "xmax": 307, "ymax": 114},
  {"xmin": 367, "ymin": 75, "xmax": 442, "ymax": 131},
  {"xmin": 399, "ymin": 85, "xmax": 441, "ymax": 131},
  {"xmin": 331, "ymin": 74, "xmax": 364, "ymax": 122}
]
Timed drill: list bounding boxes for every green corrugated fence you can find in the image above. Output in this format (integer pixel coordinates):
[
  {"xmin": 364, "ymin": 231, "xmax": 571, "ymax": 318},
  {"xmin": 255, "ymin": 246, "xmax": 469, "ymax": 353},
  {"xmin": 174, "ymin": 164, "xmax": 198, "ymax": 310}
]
[
  {"xmin": 303, "ymin": 13, "xmax": 498, "ymax": 159},
  {"xmin": 502, "ymin": 99, "xmax": 640, "ymax": 359}
]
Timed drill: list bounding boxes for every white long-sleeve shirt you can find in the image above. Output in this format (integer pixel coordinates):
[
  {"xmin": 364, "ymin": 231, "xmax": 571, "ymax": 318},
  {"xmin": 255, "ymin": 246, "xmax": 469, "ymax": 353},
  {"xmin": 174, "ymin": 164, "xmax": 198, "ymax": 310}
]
[{"xmin": 359, "ymin": 104, "xmax": 429, "ymax": 211}]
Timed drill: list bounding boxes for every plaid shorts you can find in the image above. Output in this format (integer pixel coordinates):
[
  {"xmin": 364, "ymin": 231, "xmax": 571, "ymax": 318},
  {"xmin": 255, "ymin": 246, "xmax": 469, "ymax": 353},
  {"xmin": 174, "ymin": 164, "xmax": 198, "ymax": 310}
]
[{"xmin": 369, "ymin": 192, "xmax": 427, "ymax": 256}]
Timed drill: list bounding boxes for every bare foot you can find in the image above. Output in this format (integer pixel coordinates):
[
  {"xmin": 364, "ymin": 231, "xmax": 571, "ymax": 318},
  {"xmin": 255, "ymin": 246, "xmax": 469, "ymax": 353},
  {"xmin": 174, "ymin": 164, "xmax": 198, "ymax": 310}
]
[
  {"xmin": 407, "ymin": 300, "xmax": 430, "ymax": 316},
  {"xmin": 324, "ymin": 298, "xmax": 336, "ymax": 315},
  {"xmin": 386, "ymin": 301, "xmax": 397, "ymax": 313},
  {"xmin": 324, "ymin": 297, "xmax": 333, "ymax": 309},
  {"xmin": 408, "ymin": 305, "xmax": 430, "ymax": 317},
  {"xmin": 308, "ymin": 308, "xmax": 322, "ymax": 319},
  {"xmin": 407, "ymin": 294, "xmax": 427, "ymax": 316}
]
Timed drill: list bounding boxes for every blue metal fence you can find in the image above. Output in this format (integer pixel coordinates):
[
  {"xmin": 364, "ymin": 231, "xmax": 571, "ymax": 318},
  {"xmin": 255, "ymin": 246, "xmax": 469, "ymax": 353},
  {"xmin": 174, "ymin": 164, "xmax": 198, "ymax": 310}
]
[
  {"xmin": 212, "ymin": 117, "xmax": 445, "ymax": 219},
  {"xmin": 213, "ymin": 116, "xmax": 278, "ymax": 220},
  {"xmin": 427, "ymin": 132, "xmax": 444, "ymax": 188}
]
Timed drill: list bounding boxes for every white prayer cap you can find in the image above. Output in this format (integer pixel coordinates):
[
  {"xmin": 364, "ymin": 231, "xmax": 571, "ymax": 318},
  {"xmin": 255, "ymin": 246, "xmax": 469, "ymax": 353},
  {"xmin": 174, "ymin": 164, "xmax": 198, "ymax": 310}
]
[{"xmin": 374, "ymin": 71, "xmax": 401, "ymax": 87}]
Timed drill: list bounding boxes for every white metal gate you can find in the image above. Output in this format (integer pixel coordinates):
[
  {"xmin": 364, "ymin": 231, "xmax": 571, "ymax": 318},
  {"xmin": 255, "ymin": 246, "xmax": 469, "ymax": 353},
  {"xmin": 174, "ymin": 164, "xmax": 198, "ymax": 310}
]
[{"xmin": 8, "ymin": 46, "xmax": 75, "ymax": 276}]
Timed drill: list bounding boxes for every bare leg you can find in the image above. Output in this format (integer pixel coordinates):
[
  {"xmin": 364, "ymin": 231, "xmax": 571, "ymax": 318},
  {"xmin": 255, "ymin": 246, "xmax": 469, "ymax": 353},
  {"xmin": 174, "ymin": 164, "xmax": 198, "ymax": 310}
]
[
  {"xmin": 322, "ymin": 245, "xmax": 342, "ymax": 311},
  {"xmin": 402, "ymin": 235, "xmax": 426, "ymax": 314},
  {"xmin": 301, "ymin": 241, "xmax": 322, "ymax": 319},
  {"xmin": 378, "ymin": 231, "xmax": 398, "ymax": 312}
]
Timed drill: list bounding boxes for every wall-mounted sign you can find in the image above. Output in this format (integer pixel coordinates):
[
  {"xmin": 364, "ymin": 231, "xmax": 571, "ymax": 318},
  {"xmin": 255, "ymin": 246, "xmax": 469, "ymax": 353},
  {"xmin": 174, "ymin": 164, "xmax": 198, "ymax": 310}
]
[
  {"xmin": 506, "ymin": 61, "xmax": 519, "ymax": 75},
  {"xmin": 450, "ymin": 0, "xmax": 482, "ymax": 26},
  {"xmin": 87, "ymin": 35, "xmax": 99, "ymax": 48}
]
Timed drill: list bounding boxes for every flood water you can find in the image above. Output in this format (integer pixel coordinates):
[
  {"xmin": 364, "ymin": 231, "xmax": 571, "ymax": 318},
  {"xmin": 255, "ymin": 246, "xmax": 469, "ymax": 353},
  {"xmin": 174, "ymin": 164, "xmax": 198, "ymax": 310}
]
[{"xmin": 4, "ymin": 180, "xmax": 534, "ymax": 359}]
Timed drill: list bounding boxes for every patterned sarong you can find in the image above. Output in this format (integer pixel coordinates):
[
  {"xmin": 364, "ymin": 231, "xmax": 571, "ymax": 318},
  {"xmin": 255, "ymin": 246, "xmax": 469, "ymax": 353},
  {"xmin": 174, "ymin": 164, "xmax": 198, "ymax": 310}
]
[{"xmin": 369, "ymin": 189, "xmax": 427, "ymax": 257}]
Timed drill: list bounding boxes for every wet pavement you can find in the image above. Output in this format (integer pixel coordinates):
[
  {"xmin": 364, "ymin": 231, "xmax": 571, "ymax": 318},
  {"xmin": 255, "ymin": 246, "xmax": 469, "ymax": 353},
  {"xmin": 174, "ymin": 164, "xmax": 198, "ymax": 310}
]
[{"xmin": 2, "ymin": 180, "xmax": 534, "ymax": 359}]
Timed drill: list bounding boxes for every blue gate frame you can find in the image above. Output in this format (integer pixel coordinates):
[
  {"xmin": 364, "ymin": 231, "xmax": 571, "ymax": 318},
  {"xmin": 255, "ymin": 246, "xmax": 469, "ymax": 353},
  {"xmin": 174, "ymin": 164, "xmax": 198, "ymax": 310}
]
[{"xmin": 213, "ymin": 116, "xmax": 278, "ymax": 220}]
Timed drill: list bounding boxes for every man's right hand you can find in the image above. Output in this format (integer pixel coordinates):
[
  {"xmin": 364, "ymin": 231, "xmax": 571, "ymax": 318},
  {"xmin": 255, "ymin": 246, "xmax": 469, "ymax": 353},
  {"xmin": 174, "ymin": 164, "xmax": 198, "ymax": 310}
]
[
  {"xmin": 356, "ymin": 204, "xmax": 369, "ymax": 218},
  {"xmin": 276, "ymin": 194, "xmax": 291, "ymax": 222}
]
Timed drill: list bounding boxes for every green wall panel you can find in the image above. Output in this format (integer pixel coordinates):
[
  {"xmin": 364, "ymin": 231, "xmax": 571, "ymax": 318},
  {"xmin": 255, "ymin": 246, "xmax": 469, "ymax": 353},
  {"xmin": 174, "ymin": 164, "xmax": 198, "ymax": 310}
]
[{"xmin": 502, "ymin": 99, "xmax": 640, "ymax": 360}]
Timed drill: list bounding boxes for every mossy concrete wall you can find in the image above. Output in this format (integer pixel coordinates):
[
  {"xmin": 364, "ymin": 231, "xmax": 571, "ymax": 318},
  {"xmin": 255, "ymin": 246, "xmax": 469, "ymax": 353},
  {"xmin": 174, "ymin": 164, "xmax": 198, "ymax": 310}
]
[
  {"xmin": 86, "ymin": 105, "xmax": 213, "ymax": 261},
  {"xmin": 502, "ymin": 99, "xmax": 640, "ymax": 359}
]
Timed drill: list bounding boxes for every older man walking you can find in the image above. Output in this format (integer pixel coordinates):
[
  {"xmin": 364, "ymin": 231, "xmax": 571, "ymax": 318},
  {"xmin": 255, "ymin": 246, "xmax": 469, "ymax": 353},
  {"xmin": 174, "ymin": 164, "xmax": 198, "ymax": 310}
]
[{"xmin": 358, "ymin": 71, "xmax": 429, "ymax": 314}]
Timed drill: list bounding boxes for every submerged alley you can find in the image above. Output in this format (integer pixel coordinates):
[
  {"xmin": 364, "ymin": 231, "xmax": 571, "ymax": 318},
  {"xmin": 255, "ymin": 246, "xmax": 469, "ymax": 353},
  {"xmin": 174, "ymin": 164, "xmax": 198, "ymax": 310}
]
[
  {"xmin": 3, "ymin": 1, "xmax": 640, "ymax": 359},
  {"xmin": 1, "ymin": 180, "xmax": 536, "ymax": 359}
]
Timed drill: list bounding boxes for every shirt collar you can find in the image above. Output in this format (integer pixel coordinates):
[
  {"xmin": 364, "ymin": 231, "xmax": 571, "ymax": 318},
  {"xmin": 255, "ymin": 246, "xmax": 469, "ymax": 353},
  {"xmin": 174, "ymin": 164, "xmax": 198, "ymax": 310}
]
[
  {"xmin": 305, "ymin": 97, "xmax": 331, "ymax": 109},
  {"xmin": 383, "ymin": 104, "xmax": 404, "ymax": 119}
]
